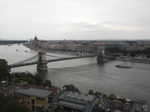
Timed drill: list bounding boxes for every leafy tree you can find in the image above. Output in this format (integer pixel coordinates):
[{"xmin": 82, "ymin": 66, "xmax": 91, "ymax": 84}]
[
  {"xmin": 0, "ymin": 96, "xmax": 31, "ymax": 112},
  {"xmin": 63, "ymin": 84, "xmax": 80, "ymax": 93},
  {"xmin": 88, "ymin": 89, "xmax": 94, "ymax": 95},
  {"xmin": 44, "ymin": 80, "xmax": 52, "ymax": 87},
  {"xmin": 108, "ymin": 94, "xmax": 117, "ymax": 100},
  {"xmin": 34, "ymin": 75, "xmax": 43, "ymax": 85},
  {"xmin": 0, "ymin": 59, "xmax": 10, "ymax": 81},
  {"xmin": 11, "ymin": 72, "xmax": 35, "ymax": 84}
]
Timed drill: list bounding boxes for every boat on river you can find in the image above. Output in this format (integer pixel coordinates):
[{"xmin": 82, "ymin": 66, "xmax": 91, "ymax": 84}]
[{"xmin": 115, "ymin": 64, "xmax": 132, "ymax": 69}]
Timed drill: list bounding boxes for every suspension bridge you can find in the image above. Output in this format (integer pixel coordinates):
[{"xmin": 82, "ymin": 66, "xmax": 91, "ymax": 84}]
[{"xmin": 8, "ymin": 51, "xmax": 105, "ymax": 75}]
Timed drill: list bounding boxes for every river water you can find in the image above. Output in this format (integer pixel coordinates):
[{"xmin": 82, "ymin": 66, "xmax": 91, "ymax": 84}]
[{"xmin": 0, "ymin": 44, "xmax": 150, "ymax": 108}]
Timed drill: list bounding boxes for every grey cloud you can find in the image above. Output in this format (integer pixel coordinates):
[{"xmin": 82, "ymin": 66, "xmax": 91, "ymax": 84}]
[{"xmin": 0, "ymin": 0, "xmax": 149, "ymax": 40}]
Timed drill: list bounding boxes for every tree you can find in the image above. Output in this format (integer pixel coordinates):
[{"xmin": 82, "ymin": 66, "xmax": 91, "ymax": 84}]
[
  {"xmin": 0, "ymin": 96, "xmax": 31, "ymax": 112},
  {"xmin": 88, "ymin": 89, "xmax": 94, "ymax": 95},
  {"xmin": 108, "ymin": 94, "xmax": 117, "ymax": 100},
  {"xmin": 63, "ymin": 84, "xmax": 80, "ymax": 93},
  {"xmin": 34, "ymin": 75, "xmax": 43, "ymax": 85},
  {"xmin": 0, "ymin": 59, "xmax": 10, "ymax": 81},
  {"xmin": 44, "ymin": 80, "xmax": 52, "ymax": 87},
  {"xmin": 11, "ymin": 72, "xmax": 35, "ymax": 84}
]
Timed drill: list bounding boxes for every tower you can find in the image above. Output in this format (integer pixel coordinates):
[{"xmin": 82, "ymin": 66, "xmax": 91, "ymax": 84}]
[
  {"xmin": 97, "ymin": 47, "xmax": 105, "ymax": 64},
  {"xmin": 32, "ymin": 36, "xmax": 40, "ymax": 49},
  {"xmin": 37, "ymin": 51, "xmax": 48, "ymax": 76}
]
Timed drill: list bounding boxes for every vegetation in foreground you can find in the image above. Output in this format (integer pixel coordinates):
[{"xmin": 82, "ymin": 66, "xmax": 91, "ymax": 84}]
[{"xmin": 0, "ymin": 96, "xmax": 31, "ymax": 112}]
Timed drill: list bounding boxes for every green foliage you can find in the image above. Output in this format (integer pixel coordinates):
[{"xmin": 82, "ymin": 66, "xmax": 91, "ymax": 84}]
[
  {"xmin": 11, "ymin": 72, "xmax": 49, "ymax": 86},
  {"xmin": 0, "ymin": 96, "xmax": 31, "ymax": 112},
  {"xmin": 11, "ymin": 72, "xmax": 35, "ymax": 84},
  {"xmin": 0, "ymin": 59, "xmax": 10, "ymax": 81},
  {"xmin": 34, "ymin": 75, "xmax": 43, "ymax": 85},
  {"xmin": 63, "ymin": 84, "xmax": 80, "ymax": 93},
  {"xmin": 44, "ymin": 80, "xmax": 52, "ymax": 87},
  {"xmin": 88, "ymin": 89, "xmax": 94, "ymax": 95},
  {"xmin": 108, "ymin": 94, "xmax": 117, "ymax": 100}
]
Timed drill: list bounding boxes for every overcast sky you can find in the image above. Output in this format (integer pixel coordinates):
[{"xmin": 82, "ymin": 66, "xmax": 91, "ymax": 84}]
[{"xmin": 0, "ymin": 0, "xmax": 150, "ymax": 40}]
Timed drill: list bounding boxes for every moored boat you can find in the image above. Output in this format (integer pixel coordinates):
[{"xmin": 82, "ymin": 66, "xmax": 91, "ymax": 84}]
[{"xmin": 115, "ymin": 64, "xmax": 132, "ymax": 69}]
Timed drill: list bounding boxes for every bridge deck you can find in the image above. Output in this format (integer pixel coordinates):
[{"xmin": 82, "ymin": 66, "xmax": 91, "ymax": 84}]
[{"xmin": 9, "ymin": 55, "xmax": 96, "ymax": 68}]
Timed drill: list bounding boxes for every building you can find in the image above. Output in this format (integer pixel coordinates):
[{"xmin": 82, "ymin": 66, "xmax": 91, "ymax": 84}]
[
  {"xmin": 53, "ymin": 91, "xmax": 98, "ymax": 112},
  {"xmin": 15, "ymin": 87, "xmax": 54, "ymax": 112}
]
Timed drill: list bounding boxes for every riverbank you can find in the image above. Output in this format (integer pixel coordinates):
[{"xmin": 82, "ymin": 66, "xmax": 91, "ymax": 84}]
[
  {"xmin": 24, "ymin": 43, "xmax": 95, "ymax": 57},
  {"xmin": 117, "ymin": 57, "xmax": 150, "ymax": 64}
]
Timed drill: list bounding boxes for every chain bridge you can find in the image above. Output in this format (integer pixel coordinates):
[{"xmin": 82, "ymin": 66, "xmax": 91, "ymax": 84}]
[{"xmin": 8, "ymin": 51, "xmax": 105, "ymax": 75}]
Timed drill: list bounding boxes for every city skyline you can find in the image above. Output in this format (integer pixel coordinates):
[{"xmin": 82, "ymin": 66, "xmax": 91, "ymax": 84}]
[{"xmin": 0, "ymin": 0, "xmax": 150, "ymax": 40}]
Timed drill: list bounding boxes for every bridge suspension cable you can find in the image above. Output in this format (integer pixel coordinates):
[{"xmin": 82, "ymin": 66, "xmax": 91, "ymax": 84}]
[
  {"xmin": 46, "ymin": 54, "xmax": 61, "ymax": 58},
  {"xmin": 9, "ymin": 53, "xmax": 96, "ymax": 68},
  {"xmin": 10, "ymin": 55, "xmax": 38, "ymax": 66},
  {"xmin": 46, "ymin": 55, "xmax": 96, "ymax": 63}
]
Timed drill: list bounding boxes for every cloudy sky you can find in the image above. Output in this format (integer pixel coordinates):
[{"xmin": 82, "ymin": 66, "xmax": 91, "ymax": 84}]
[{"xmin": 0, "ymin": 0, "xmax": 150, "ymax": 40}]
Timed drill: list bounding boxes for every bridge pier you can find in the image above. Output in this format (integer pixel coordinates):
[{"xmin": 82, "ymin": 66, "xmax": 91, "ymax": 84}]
[
  {"xmin": 97, "ymin": 48, "xmax": 105, "ymax": 64},
  {"xmin": 37, "ymin": 51, "xmax": 48, "ymax": 76},
  {"xmin": 97, "ymin": 54, "xmax": 104, "ymax": 64}
]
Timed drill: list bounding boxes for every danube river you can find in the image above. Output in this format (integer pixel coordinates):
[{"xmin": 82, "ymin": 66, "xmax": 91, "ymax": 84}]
[{"xmin": 0, "ymin": 44, "xmax": 150, "ymax": 108}]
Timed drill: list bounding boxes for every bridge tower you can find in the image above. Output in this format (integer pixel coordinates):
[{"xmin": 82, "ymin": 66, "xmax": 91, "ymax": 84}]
[
  {"xmin": 97, "ymin": 47, "xmax": 105, "ymax": 64},
  {"xmin": 37, "ymin": 51, "xmax": 48, "ymax": 75}
]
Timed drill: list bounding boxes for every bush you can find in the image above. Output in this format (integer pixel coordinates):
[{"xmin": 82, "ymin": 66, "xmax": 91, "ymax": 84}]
[
  {"xmin": 0, "ymin": 59, "xmax": 10, "ymax": 81},
  {"xmin": 0, "ymin": 96, "xmax": 31, "ymax": 112}
]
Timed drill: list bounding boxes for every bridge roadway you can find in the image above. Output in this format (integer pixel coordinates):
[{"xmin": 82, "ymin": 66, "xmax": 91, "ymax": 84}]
[{"xmin": 9, "ymin": 55, "xmax": 96, "ymax": 68}]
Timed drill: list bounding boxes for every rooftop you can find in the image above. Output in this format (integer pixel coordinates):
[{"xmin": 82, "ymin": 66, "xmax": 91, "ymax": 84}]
[
  {"xmin": 15, "ymin": 88, "xmax": 52, "ymax": 98},
  {"xmin": 59, "ymin": 91, "xmax": 95, "ymax": 104},
  {"xmin": 56, "ymin": 91, "xmax": 98, "ymax": 112}
]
